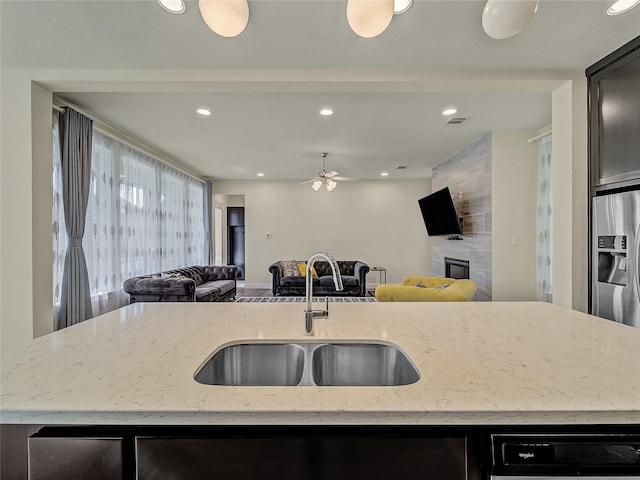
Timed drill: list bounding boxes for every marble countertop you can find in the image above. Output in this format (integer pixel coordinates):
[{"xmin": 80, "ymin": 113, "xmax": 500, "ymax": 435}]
[{"xmin": 1, "ymin": 301, "xmax": 639, "ymax": 425}]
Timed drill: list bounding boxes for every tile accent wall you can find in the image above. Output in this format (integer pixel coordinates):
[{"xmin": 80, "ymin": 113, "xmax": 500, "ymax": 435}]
[{"xmin": 431, "ymin": 133, "xmax": 492, "ymax": 301}]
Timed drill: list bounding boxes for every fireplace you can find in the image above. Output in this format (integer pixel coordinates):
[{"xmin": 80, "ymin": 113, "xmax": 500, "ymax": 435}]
[{"xmin": 445, "ymin": 257, "xmax": 470, "ymax": 279}]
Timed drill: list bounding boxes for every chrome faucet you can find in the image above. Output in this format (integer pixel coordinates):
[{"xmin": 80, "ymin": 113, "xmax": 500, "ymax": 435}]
[{"xmin": 304, "ymin": 252, "xmax": 343, "ymax": 336}]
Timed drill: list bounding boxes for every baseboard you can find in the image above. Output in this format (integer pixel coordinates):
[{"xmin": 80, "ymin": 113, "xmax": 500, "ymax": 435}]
[{"xmin": 243, "ymin": 283, "xmax": 271, "ymax": 289}]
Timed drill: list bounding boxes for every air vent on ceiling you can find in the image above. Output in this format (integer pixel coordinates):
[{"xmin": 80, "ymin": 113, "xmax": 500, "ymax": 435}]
[
  {"xmin": 396, "ymin": 165, "xmax": 408, "ymax": 170},
  {"xmin": 444, "ymin": 117, "xmax": 470, "ymax": 126}
]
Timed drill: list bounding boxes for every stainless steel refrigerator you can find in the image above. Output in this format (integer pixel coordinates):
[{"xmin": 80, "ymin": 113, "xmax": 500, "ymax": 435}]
[{"xmin": 592, "ymin": 188, "xmax": 640, "ymax": 328}]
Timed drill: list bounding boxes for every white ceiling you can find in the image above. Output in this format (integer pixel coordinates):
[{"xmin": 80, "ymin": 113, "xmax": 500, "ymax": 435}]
[{"xmin": 2, "ymin": 0, "xmax": 639, "ymax": 180}]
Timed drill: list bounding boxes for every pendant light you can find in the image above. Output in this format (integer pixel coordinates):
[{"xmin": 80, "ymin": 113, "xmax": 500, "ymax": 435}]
[
  {"xmin": 346, "ymin": 0, "xmax": 394, "ymax": 38},
  {"xmin": 482, "ymin": 0, "xmax": 539, "ymax": 39},
  {"xmin": 199, "ymin": 0, "xmax": 249, "ymax": 38},
  {"xmin": 607, "ymin": 0, "xmax": 640, "ymax": 15}
]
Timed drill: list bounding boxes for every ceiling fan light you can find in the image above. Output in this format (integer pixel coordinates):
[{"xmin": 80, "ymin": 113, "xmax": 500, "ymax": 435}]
[
  {"xmin": 326, "ymin": 180, "xmax": 338, "ymax": 191},
  {"xmin": 482, "ymin": 0, "xmax": 539, "ymax": 40},
  {"xmin": 312, "ymin": 180, "xmax": 322, "ymax": 191},
  {"xmin": 346, "ymin": 0, "xmax": 394, "ymax": 38},
  {"xmin": 199, "ymin": 0, "xmax": 249, "ymax": 38}
]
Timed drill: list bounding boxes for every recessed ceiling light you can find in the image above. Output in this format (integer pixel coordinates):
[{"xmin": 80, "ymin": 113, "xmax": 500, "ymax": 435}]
[
  {"xmin": 158, "ymin": 0, "xmax": 186, "ymax": 14},
  {"xmin": 319, "ymin": 108, "xmax": 334, "ymax": 116},
  {"xmin": 394, "ymin": 0, "xmax": 413, "ymax": 14},
  {"xmin": 607, "ymin": 0, "xmax": 640, "ymax": 15},
  {"xmin": 256, "ymin": 173, "xmax": 265, "ymax": 177},
  {"xmin": 196, "ymin": 108, "xmax": 212, "ymax": 116},
  {"xmin": 380, "ymin": 171, "xmax": 389, "ymax": 177},
  {"xmin": 442, "ymin": 108, "xmax": 458, "ymax": 116}
]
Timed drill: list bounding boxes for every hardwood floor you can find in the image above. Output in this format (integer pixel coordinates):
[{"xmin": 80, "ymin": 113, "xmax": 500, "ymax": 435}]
[{"xmin": 236, "ymin": 286, "xmax": 272, "ymax": 297}]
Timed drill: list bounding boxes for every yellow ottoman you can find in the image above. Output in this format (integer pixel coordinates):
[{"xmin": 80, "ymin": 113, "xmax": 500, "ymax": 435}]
[{"xmin": 375, "ymin": 276, "xmax": 477, "ymax": 302}]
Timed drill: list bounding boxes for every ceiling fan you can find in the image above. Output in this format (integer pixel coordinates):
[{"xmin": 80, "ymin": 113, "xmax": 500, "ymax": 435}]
[{"xmin": 301, "ymin": 152, "xmax": 357, "ymax": 191}]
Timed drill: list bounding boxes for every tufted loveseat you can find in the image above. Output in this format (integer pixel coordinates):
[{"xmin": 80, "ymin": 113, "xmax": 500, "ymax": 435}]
[
  {"xmin": 268, "ymin": 260, "xmax": 370, "ymax": 297},
  {"xmin": 123, "ymin": 265, "xmax": 238, "ymax": 303}
]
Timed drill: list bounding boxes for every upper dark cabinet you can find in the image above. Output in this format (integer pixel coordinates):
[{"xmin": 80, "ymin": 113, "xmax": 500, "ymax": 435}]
[{"xmin": 587, "ymin": 35, "xmax": 640, "ymax": 189}]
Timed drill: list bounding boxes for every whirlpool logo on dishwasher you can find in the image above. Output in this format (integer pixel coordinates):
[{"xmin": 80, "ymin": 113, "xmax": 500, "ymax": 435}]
[{"xmin": 518, "ymin": 452, "xmax": 536, "ymax": 460}]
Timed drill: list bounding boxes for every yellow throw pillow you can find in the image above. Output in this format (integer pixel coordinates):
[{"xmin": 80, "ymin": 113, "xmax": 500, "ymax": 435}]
[{"xmin": 297, "ymin": 262, "xmax": 317, "ymax": 277}]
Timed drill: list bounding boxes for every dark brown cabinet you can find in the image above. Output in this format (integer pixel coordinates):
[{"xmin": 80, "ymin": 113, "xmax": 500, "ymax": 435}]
[
  {"xmin": 28, "ymin": 436, "xmax": 123, "ymax": 480},
  {"xmin": 136, "ymin": 434, "xmax": 468, "ymax": 480},
  {"xmin": 587, "ymin": 35, "xmax": 640, "ymax": 190}
]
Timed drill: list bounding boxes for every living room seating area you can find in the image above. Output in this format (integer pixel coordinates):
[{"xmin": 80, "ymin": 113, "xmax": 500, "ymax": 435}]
[{"xmin": 269, "ymin": 260, "xmax": 370, "ymax": 297}]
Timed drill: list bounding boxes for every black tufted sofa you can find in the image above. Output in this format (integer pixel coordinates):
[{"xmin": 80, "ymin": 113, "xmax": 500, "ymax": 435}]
[
  {"xmin": 268, "ymin": 260, "xmax": 370, "ymax": 297},
  {"xmin": 123, "ymin": 265, "xmax": 238, "ymax": 303}
]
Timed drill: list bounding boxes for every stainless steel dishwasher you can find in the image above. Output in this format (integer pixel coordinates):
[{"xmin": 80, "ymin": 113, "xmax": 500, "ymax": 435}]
[{"xmin": 490, "ymin": 434, "xmax": 640, "ymax": 480}]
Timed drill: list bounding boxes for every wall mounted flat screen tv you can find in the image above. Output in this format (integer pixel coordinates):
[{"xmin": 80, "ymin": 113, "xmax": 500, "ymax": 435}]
[{"xmin": 418, "ymin": 187, "xmax": 462, "ymax": 237}]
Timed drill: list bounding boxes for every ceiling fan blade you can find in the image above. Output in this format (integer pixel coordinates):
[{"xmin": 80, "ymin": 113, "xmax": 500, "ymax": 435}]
[
  {"xmin": 324, "ymin": 171, "xmax": 339, "ymax": 177},
  {"xmin": 299, "ymin": 178, "xmax": 319, "ymax": 185},
  {"xmin": 333, "ymin": 176, "xmax": 358, "ymax": 182}
]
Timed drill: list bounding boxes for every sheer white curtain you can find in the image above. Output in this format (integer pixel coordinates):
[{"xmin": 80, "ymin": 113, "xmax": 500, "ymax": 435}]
[
  {"xmin": 536, "ymin": 135, "xmax": 553, "ymax": 302},
  {"xmin": 117, "ymin": 143, "xmax": 162, "ymax": 283},
  {"xmin": 52, "ymin": 113, "xmax": 68, "ymax": 327},
  {"xmin": 186, "ymin": 178, "xmax": 206, "ymax": 266},
  {"xmin": 54, "ymin": 126, "xmax": 206, "ymax": 318}
]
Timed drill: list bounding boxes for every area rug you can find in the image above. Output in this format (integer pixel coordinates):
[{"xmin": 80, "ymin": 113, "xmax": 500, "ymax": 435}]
[{"xmin": 236, "ymin": 296, "xmax": 376, "ymax": 303}]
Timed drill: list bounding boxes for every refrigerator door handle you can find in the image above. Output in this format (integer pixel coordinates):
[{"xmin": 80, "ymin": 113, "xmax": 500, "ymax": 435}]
[{"xmin": 636, "ymin": 223, "xmax": 640, "ymax": 301}]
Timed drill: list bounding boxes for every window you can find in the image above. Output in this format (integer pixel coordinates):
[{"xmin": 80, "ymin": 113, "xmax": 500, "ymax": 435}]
[{"xmin": 53, "ymin": 122, "xmax": 206, "ymax": 319}]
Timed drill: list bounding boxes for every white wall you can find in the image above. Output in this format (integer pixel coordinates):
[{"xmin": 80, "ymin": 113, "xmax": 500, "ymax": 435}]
[
  {"xmin": 492, "ymin": 130, "xmax": 539, "ymax": 301},
  {"xmin": 552, "ymin": 78, "xmax": 588, "ymax": 312},
  {"xmin": 214, "ymin": 179, "xmax": 432, "ymax": 288},
  {"xmin": 1, "ymin": 71, "xmax": 39, "ymax": 347}
]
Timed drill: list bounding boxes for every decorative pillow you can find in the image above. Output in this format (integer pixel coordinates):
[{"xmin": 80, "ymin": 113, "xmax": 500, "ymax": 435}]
[
  {"xmin": 279, "ymin": 260, "xmax": 300, "ymax": 278},
  {"xmin": 297, "ymin": 262, "xmax": 318, "ymax": 277}
]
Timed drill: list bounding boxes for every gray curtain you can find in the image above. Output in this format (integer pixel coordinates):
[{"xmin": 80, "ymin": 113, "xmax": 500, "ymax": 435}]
[
  {"xmin": 57, "ymin": 108, "xmax": 93, "ymax": 329},
  {"xmin": 203, "ymin": 180, "xmax": 213, "ymax": 264}
]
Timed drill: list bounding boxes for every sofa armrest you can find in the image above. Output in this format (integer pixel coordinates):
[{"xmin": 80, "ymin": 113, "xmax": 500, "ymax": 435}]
[
  {"xmin": 123, "ymin": 276, "xmax": 196, "ymax": 300},
  {"xmin": 268, "ymin": 262, "xmax": 284, "ymax": 296},
  {"xmin": 353, "ymin": 261, "xmax": 370, "ymax": 296}
]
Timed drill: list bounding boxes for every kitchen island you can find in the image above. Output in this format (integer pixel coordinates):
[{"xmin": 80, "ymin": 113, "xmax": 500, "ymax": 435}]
[
  {"xmin": 1, "ymin": 301, "xmax": 639, "ymax": 478},
  {"xmin": 2, "ymin": 301, "xmax": 639, "ymax": 425}
]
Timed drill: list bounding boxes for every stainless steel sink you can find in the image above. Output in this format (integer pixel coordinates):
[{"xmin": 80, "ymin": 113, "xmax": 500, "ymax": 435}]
[
  {"xmin": 311, "ymin": 343, "xmax": 420, "ymax": 386},
  {"xmin": 194, "ymin": 343, "xmax": 305, "ymax": 386},
  {"xmin": 194, "ymin": 341, "xmax": 419, "ymax": 387}
]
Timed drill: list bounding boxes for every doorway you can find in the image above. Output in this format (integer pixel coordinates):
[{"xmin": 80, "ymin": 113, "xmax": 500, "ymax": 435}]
[{"xmin": 227, "ymin": 207, "xmax": 245, "ymax": 280}]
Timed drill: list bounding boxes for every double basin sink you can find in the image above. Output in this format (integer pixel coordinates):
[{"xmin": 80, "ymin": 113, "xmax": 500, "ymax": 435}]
[{"xmin": 194, "ymin": 341, "xmax": 420, "ymax": 387}]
